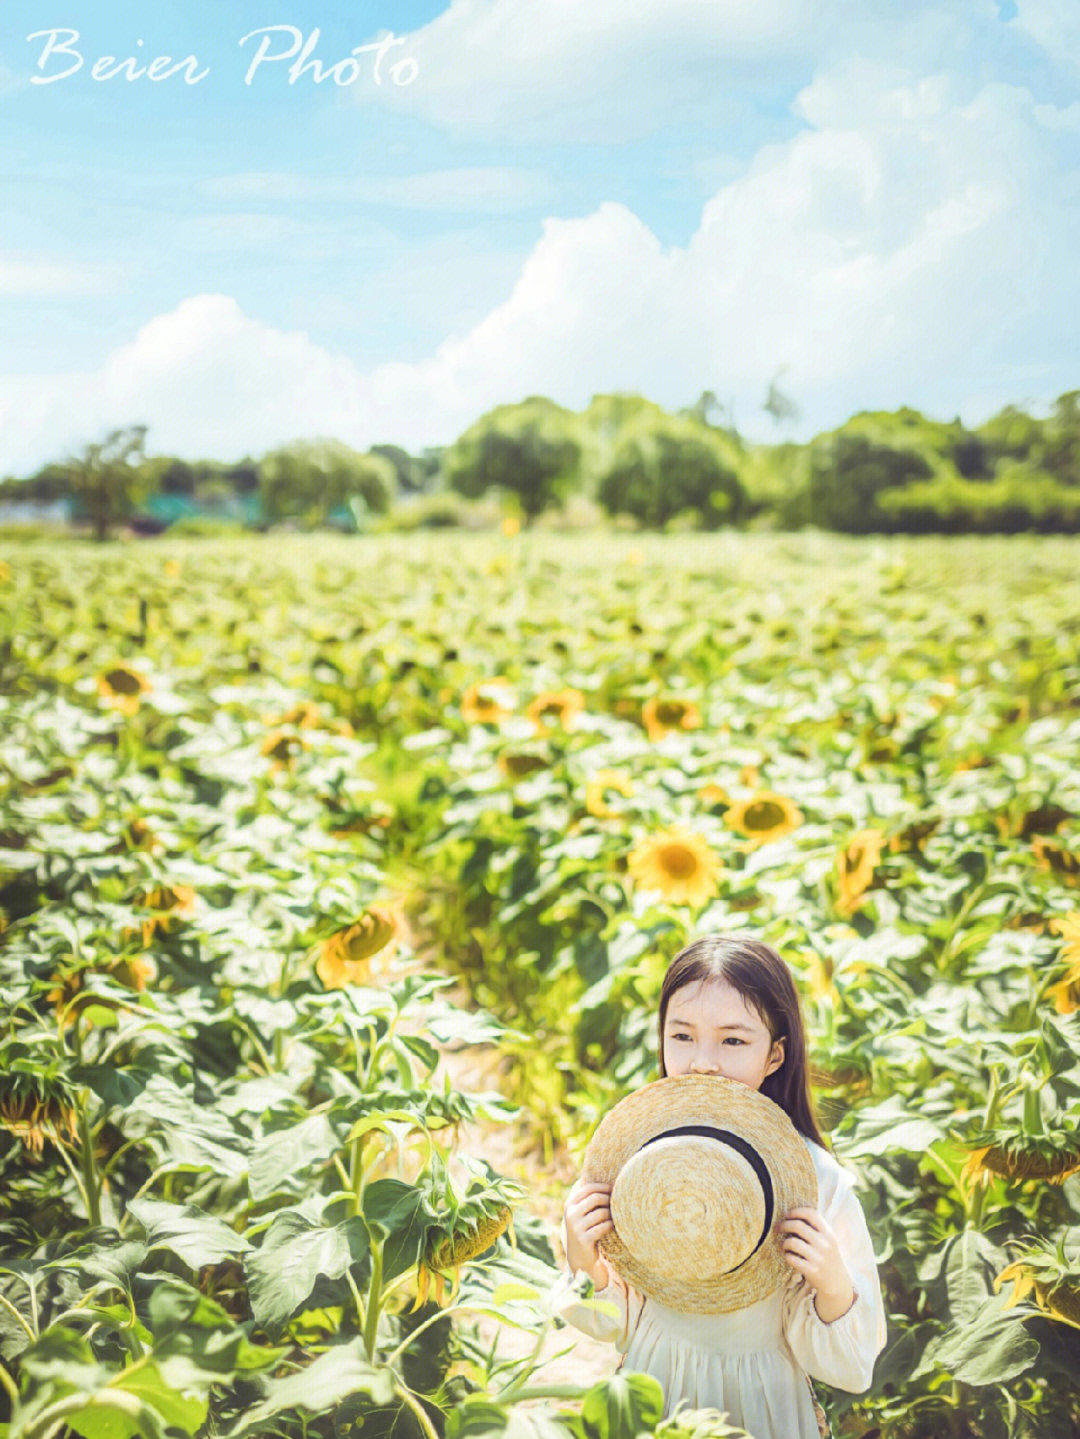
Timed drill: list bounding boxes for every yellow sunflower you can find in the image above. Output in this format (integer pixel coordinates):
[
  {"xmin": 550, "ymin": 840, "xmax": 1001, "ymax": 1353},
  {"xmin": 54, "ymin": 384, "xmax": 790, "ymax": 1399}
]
[
  {"xmin": 97, "ymin": 666, "xmax": 152, "ymax": 716},
  {"xmin": 527, "ymin": 688, "xmax": 585, "ymax": 734},
  {"xmin": 585, "ymin": 769, "xmax": 634, "ymax": 818},
  {"xmin": 260, "ymin": 730, "xmax": 311, "ymax": 771},
  {"xmin": 724, "ymin": 792, "xmax": 803, "ymax": 845},
  {"xmin": 1045, "ymin": 914, "xmax": 1080, "ymax": 1013},
  {"xmin": 641, "ymin": 696, "xmax": 702, "ymax": 742},
  {"xmin": 836, "ymin": 829, "xmax": 887, "ymax": 917},
  {"xmin": 317, "ymin": 903, "xmax": 404, "ymax": 988},
  {"xmin": 264, "ymin": 701, "xmax": 323, "ymax": 729},
  {"xmin": 461, "ymin": 679, "xmax": 513, "ymax": 725},
  {"xmin": 697, "ymin": 783, "xmax": 730, "ymax": 811},
  {"xmin": 628, "ymin": 828, "xmax": 721, "ymax": 908}
]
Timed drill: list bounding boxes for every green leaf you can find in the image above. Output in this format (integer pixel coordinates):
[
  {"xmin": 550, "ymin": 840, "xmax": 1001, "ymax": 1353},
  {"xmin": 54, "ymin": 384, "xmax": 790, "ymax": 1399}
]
[
  {"xmin": 362, "ymin": 1178, "xmax": 431, "ymax": 1281},
  {"xmin": 581, "ymin": 1373, "xmax": 665, "ymax": 1439},
  {"xmin": 245, "ymin": 1212, "xmax": 369, "ymax": 1331},
  {"xmin": 248, "ymin": 1111, "xmax": 346, "ymax": 1201},
  {"xmin": 231, "ymin": 1338, "xmax": 394, "ymax": 1436},
  {"xmin": 929, "ymin": 1291, "xmax": 1040, "ymax": 1385},
  {"xmin": 447, "ymin": 1398, "xmax": 576, "ymax": 1438},
  {"xmin": 128, "ymin": 1198, "xmax": 253, "ymax": 1271}
]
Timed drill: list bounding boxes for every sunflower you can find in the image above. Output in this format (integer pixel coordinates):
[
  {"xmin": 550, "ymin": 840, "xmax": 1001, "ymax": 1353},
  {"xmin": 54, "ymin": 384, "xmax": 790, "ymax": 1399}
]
[
  {"xmin": 836, "ymin": 829, "xmax": 887, "ymax": 917},
  {"xmin": 461, "ymin": 679, "xmax": 513, "ymax": 725},
  {"xmin": 585, "ymin": 769, "xmax": 634, "ymax": 818},
  {"xmin": 97, "ymin": 666, "xmax": 152, "ymax": 716},
  {"xmin": 1045, "ymin": 914, "xmax": 1080, "ymax": 1013},
  {"xmin": 697, "ymin": 783, "xmax": 730, "ymax": 811},
  {"xmin": 1033, "ymin": 837, "xmax": 1080, "ymax": 886},
  {"xmin": 265, "ymin": 701, "xmax": 323, "ymax": 729},
  {"xmin": 628, "ymin": 828, "xmax": 721, "ymax": 908},
  {"xmin": 317, "ymin": 903, "xmax": 404, "ymax": 988},
  {"xmin": 125, "ymin": 884, "xmax": 198, "ymax": 946},
  {"xmin": 527, "ymin": 688, "xmax": 585, "ymax": 734},
  {"xmin": 641, "ymin": 696, "xmax": 702, "ymax": 742},
  {"xmin": 963, "ymin": 1142, "xmax": 1080, "ymax": 1187},
  {"xmin": 724, "ymin": 792, "xmax": 803, "ymax": 846},
  {"xmin": 0, "ymin": 1091, "xmax": 78, "ymax": 1156},
  {"xmin": 995, "ymin": 1263, "xmax": 1080, "ymax": 1327},
  {"xmin": 415, "ymin": 1206, "xmax": 514, "ymax": 1309}
]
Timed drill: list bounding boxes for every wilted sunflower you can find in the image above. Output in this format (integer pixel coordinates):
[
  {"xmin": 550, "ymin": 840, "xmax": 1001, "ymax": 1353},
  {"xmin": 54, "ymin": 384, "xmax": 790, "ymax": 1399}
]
[
  {"xmin": 585, "ymin": 769, "xmax": 634, "ymax": 818},
  {"xmin": 0, "ymin": 1090, "xmax": 78, "ymax": 1156},
  {"xmin": 97, "ymin": 666, "xmax": 152, "ymax": 716},
  {"xmin": 461, "ymin": 679, "xmax": 513, "ymax": 725},
  {"xmin": 260, "ymin": 730, "xmax": 309, "ymax": 770},
  {"xmin": 724, "ymin": 792, "xmax": 803, "ymax": 845},
  {"xmin": 963, "ymin": 1141, "xmax": 1080, "ymax": 1188},
  {"xmin": 527, "ymin": 688, "xmax": 585, "ymax": 734},
  {"xmin": 1033, "ymin": 837, "xmax": 1080, "ymax": 886},
  {"xmin": 628, "ymin": 828, "xmax": 721, "ymax": 908},
  {"xmin": 835, "ymin": 829, "xmax": 887, "ymax": 917},
  {"xmin": 414, "ymin": 1205, "xmax": 514, "ymax": 1309},
  {"xmin": 317, "ymin": 903, "xmax": 404, "ymax": 988},
  {"xmin": 995, "ymin": 1262, "xmax": 1080, "ymax": 1326},
  {"xmin": 125, "ymin": 884, "xmax": 198, "ymax": 946},
  {"xmin": 641, "ymin": 696, "xmax": 702, "ymax": 742}
]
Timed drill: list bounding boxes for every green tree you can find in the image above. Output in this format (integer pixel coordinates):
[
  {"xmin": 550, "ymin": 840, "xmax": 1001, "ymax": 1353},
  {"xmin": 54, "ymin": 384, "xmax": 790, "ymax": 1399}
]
[
  {"xmin": 444, "ymin": 399, "xmax": 581, "ymax": 521},
  {"xmin": 596, "ymin": 422, "xmax": 746, "ymax": 529},
  {"xmin": 799, "ymin": 432, "xmax": 934, "ymax": 533},
  {"xmin": 258, "ymin": 440, "xmax": 394, "ymax": 527},
  {"xmin": 69, "ymin": 425, "xmax": 148, "ymax": 540}
]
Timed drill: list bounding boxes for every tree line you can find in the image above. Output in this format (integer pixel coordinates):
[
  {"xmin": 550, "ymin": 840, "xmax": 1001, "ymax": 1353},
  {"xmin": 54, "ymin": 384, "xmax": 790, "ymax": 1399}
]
[{"xmin": 2, "ymin": 390, "xmax": 1079, "ymax": 538}]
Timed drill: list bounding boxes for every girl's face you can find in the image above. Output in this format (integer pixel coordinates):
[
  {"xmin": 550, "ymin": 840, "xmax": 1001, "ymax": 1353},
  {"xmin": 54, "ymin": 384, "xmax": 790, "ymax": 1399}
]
[{"xmin": 662, "ymin": 977, "xmax": 785, "ymax": 1090}]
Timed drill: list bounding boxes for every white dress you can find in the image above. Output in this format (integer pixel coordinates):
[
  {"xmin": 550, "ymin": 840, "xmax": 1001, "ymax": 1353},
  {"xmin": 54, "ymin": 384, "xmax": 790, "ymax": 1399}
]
[{"xmin": 553, "ymin": 1137, "xmax": 887, "ymax": 1438}]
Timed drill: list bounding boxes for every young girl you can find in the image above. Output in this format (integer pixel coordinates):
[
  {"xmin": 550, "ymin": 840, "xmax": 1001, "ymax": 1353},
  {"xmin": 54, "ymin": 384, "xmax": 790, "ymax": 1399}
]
[{"xmin": 557, "ymin": 934, "xmax": 887, "ymax": 1439}]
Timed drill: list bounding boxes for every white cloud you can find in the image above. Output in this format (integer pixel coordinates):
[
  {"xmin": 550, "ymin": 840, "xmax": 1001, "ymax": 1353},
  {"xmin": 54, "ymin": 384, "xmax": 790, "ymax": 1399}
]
[
  {"xmin": 382, "ymin": 0, "xmax": 824, "ymax": 141},
  {"xmin": 1010, "ymin": 0, "xmax": 1080, "ymax": 69},
  {"xmin": 3, "ymin": 67, "xmax": 1078, "ymax": 474},
  {"xmin": 0, "ymin": 252, "xmax": 118, "ymax": 297}
]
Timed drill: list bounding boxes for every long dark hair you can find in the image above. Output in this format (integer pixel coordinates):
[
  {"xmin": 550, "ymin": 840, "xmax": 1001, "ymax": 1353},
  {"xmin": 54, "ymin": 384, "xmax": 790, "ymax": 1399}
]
[{"xmin": 657, "ymin": 933, "xmax": 831, "ymax": 1151}]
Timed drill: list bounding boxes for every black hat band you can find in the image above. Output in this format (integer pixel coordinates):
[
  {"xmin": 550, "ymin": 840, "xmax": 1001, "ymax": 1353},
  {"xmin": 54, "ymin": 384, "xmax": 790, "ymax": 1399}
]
[{"xmin": 637, "ymin": 1124, "xmax": 774, "ymax": 1271}]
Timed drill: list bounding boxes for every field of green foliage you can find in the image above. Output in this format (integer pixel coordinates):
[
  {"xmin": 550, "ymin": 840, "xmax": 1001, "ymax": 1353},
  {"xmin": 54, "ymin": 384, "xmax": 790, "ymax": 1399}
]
[{"xmin": 2, "ymin": 531, "xmax": 1080, "ymax": 1439}]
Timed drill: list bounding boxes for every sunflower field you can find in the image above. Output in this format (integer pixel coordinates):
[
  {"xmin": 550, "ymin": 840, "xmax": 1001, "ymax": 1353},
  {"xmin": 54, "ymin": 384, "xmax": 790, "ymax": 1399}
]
[{"xmin": 2, "ymin": 529, "xmax": 1080, "ymax": 1439}]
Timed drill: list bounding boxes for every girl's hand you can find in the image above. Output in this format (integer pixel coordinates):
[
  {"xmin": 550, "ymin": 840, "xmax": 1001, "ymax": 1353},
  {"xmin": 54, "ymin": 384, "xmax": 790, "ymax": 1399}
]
[
  {"xmin": 777, "ymin": 1207, "xmax": 855, "ymax": 1321},
  {"xmin": 563, "ymin": 1178, "xmax": 614, "ymax": 1287}
]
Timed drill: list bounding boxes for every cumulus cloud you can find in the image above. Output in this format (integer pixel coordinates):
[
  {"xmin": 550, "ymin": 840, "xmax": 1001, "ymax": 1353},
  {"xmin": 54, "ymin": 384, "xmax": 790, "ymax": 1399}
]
[{"xmin": 3, "ymin": 66, "xmax": 1078, "ymax": 474}]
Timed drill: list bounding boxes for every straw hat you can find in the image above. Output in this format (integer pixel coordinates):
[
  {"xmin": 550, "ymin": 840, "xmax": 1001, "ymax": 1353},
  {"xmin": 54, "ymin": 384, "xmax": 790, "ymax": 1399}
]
[{"xmin": 583, "ymin": 1074, "xmax": 817, "ymax": 1313}]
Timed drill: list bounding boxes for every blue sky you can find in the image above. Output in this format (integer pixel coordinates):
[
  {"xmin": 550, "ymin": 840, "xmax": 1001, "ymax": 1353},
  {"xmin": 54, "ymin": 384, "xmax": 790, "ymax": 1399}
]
[{"xmin": 1, "ymin": 0, "xmax": 1079, "ymax": 473}]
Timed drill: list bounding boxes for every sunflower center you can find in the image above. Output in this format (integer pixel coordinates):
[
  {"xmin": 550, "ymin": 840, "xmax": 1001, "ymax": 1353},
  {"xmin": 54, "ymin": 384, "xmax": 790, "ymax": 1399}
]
[
  {"xmin": 658, "ymin": 843, "xmax": 700, "ymax": 878},
  {"xmin": 743, "ymin": 801, "xmax": 786, "ymax": 831}
]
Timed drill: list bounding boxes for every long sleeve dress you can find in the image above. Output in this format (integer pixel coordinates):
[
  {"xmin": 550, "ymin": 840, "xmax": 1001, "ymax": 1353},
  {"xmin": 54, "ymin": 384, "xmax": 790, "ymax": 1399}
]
[{"xmin": 553, "ymin": 1135, "xmax": 887, "ymax": 1439}]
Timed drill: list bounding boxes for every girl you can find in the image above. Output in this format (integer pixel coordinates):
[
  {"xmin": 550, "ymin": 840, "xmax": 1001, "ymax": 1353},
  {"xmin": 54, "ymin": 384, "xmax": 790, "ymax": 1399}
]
[{"xmin": 557, "ymin": 934, "xmax": 887, "ymax": 1439}]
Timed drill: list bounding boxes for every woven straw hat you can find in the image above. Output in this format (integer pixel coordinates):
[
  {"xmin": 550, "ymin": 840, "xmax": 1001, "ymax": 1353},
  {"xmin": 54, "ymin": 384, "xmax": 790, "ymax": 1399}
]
[{"xmin": 583, "ymin": 1074, "xmax": 817, "ymax": 1314}]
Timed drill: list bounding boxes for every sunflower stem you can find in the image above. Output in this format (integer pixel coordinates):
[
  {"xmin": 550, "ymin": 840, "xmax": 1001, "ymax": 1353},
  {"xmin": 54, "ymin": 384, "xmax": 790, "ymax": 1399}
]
[
  {"xmin": 363, "ymin": 1239, "xmax": 384, "ymax": 1360},
  {"xmin": 76, "ymin": 1100, "xmax": 102, "ymax": 1228},
  {"xmin": 391, "ymin": 1380, "xmax": 440, "ymax": 1439},
  {"xmin": 0, "ymin": 1355, "xmax": 18, "ymax": 1406}
]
